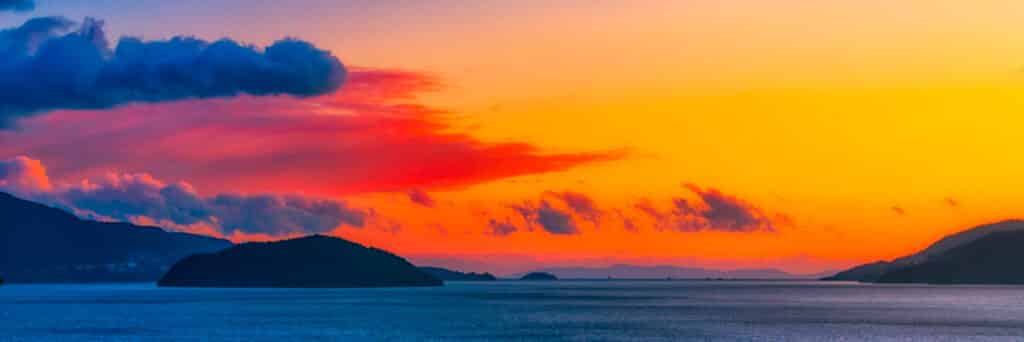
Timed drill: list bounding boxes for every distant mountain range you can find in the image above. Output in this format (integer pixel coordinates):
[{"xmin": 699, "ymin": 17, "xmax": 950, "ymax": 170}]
[
  {"xmin": 159, "ymin": 235, "xmax": 442, "ymax": 288},
  {"xmin": 510, "ymin": 265, "xmax": 833, "ymax": 280},
  {"xmin": 419, "ymin": 267, "xmax": 496, "ymax": 281},
  {"xmin": 824, "ymin": 220, "xmax": 1024, "ymax": 284},
  {"xmin": 0, "ymin": 192, "xmax": 232, "ymax": 283}
]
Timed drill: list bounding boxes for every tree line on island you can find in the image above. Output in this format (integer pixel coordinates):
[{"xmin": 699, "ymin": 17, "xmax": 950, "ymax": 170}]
[{"xmin": 4, "ymin": 191, "xmax": 1024, "ymax": 287}]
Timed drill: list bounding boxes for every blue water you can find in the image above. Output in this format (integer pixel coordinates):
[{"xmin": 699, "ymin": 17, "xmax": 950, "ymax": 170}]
[{"xmin": 3, "ymin": 281, "xmax": 1024, "ymax": 341}]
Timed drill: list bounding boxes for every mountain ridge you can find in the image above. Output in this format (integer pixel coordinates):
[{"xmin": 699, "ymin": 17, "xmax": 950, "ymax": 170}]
[
  {"xmin": 0, "ymin": 191, "xmax": 232, "ymax": 283},
  {"xmin": 823, "ymin": 220, "xmax": 1024, "ymax": 282}
]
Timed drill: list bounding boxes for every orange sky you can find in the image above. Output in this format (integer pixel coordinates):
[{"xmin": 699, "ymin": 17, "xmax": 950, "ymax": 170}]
[
  {"xmin": 329, "ymin": 1, "xmax": 1024, "ymax": 273},
  {"xmin": 4, "ymin": 0, "xmax": 1024, "ymax": 274}
]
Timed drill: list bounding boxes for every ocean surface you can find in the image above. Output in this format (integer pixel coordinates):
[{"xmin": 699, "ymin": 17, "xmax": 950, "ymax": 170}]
[{"xmin": 3, "ymin": 280, "xmax": 1024, "ymax": 341}]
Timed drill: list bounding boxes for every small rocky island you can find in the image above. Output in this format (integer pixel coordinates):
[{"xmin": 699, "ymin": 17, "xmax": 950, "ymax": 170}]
[
  {"xmin": 520, "ymin": 272, "xmax": 558, "ymax": 281},
  {"xmin": 158, "ymin": 235, "xmax": 442, "ymax": 288}
]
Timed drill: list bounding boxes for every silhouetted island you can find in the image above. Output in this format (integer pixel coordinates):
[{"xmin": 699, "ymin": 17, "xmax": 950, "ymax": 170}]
[
  {"xmin": 520, "ymin": 272, "xmax": 557, "ymax": 280},
  {"xmin": 419, "ymin": 267, "xmax": 497, "ymax": 281},
  {"xmin": 876, "ymin": 230, "xmax": 1024, "ymax": 284},
  {"xmin": 158, "ymin": 235, "xmax": 442, "ymax": 288},
  {"xmin": 0, "ymin": 192, "xmax": 232, "ymax": 283},
  {"xmin": 824, "ymin": 220, "xmax": 1024, "ymax": 284}
]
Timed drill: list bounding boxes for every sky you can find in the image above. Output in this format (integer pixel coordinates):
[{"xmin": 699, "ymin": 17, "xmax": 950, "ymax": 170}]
[{"xmin": 2, "ymin": 0, "xmax": 1024, "ymax": 275}]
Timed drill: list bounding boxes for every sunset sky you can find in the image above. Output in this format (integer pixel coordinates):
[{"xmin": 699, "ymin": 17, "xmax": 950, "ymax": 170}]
[{"xmin": 2, "ymin": 0, "xmax": 1024, "ymax": 275}]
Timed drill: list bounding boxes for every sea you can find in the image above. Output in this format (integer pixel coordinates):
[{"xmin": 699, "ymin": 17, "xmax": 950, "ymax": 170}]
[{"xmin": 2, "ymin": 280, "xmax": 1024, "ymax": 341}]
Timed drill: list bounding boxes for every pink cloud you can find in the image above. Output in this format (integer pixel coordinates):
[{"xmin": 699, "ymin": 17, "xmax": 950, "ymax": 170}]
[{"xmin": 0, "ymin": 68, "xmax": 623, "ymax": 197}]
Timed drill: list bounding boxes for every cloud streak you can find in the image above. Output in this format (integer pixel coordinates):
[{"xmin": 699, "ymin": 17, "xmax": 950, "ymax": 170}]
[
  {"xmin": 0, "ymin": 16, "xmax": 345, "ymax": 127},
  {"xmin": 632, "ymin": 185, "xmax": 781, "ymax": 233}
]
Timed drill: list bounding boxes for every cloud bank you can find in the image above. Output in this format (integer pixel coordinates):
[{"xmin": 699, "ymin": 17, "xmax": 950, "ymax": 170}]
[
  {"xmin": 0, "ymin": 156, "xmax": 367, "ymax": 237},
  {"xmin": 0, "ymin": 0, "xmax": 33, "ymax": 12},
  {"xmin": 0, "ymin": 16, "xmax": 345, "ymax": 127}
]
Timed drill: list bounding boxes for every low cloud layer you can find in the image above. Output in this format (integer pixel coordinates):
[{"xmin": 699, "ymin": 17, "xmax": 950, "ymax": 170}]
[
  {"xmin": 0, "ymin": 16, "xmax": 345, "ymax": 127},
  {"xmin": 0, "ymin": 0, "xmax": 32, "ymax": 12},
  {"xmin": 0, "ymin": 156, "xmax": 367, "ymax": 236},
  {"xmin": 503, "ymin": 199, "xmax": 581, "ymax": 235},
  {"xmin": 675, "ymin": 184, "xmax": 777, "ymax": 232},
  {"xmin": 487, "ymin": 185, "xmax": 783, "ymax": 237},
  {"xmin": 633, "ymin": 185, "xmax": 781, "ymax": 233}
]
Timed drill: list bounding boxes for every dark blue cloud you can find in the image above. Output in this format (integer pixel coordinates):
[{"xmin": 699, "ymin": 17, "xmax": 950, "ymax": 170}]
[
  {"xmin": 0, "ymin": 0, "xmax": 33, "ymax": 12},
  {"xmin": 535, "ymin": 201, "xmax": 578, "ymax": 235},
  {"xmin": 0, "ymin": 16, "xmax": 346, "ymax": 127}
]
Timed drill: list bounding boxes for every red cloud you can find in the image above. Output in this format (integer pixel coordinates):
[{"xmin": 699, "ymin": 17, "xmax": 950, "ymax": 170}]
[{"xmin": 0, "ymin": 68, "xmax": 622, "ymax": 197}]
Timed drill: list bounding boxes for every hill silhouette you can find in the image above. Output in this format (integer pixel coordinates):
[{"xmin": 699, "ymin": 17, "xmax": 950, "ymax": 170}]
[
  {"xmin": 159, "ymin": 235, "xmax": 442, "ymax": 288},
  {"xmin": 520, "ymin": 272, "xmax": 557, "ymax": 280},
  {"xmin": 0, "ymin": 192, "xmax": 231, "ymax": 283},
  {"xmin": 876, "ymin": 230, "xmax": 1024, "ymax": 284},
  {"xmin": 824, "ymin": 220, "xmax": 1024, "ymax": 283},
  {"xmin": 419, "ymin": 267, "xmax": 496, "ymax": 281}
]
